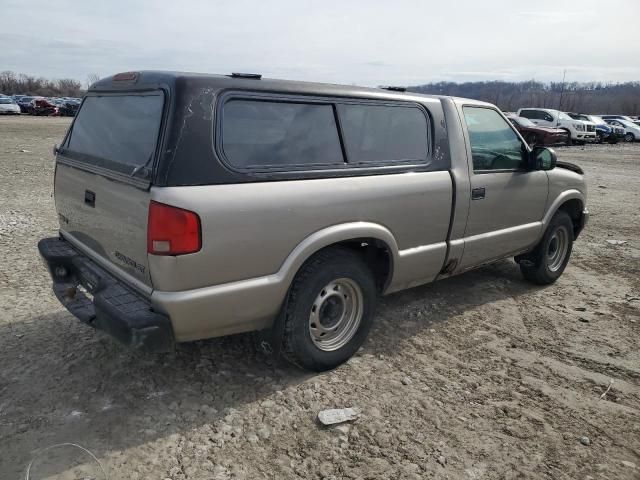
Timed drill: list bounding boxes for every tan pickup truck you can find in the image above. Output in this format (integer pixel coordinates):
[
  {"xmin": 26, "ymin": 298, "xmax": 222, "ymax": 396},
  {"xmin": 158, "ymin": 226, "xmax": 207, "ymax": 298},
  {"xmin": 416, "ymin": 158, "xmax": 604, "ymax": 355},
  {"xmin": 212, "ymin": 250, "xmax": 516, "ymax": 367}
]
[{"xmin": 39, "ymin": 71, "xmax": 588, "ymax": 371}]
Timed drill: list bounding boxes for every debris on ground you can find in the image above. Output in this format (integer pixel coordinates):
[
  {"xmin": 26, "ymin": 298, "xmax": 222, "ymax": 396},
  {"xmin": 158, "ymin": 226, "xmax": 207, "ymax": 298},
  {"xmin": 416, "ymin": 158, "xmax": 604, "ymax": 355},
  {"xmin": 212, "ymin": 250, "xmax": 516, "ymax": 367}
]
[{"xmin": 317, "ymin": 408, "xmax": 360, "ymax": 426}]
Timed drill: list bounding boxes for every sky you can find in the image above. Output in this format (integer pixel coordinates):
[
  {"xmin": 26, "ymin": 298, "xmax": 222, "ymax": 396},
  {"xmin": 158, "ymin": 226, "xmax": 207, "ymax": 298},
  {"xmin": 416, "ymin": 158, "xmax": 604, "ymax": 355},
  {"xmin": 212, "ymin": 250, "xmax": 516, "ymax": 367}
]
[{"xmin": 1, "ymin": 0, "xmax": 639, "ymax": 87}]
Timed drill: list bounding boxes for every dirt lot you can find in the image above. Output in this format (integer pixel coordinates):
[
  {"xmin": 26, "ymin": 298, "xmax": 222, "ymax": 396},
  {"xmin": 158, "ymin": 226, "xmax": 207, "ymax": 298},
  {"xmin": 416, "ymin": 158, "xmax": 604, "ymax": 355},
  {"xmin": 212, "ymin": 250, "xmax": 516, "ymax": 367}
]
[{"xmin": 0, "ymin": 115, "xmax": 638, "ymax": 479}]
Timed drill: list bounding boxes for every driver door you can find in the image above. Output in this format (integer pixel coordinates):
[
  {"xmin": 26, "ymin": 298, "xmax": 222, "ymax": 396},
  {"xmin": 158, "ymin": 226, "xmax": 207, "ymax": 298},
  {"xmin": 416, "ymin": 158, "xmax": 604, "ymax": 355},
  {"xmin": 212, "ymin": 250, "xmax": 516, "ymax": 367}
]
[{"xmin": 457, "ymin": 106, "xmax": 549, "ymax": 271}]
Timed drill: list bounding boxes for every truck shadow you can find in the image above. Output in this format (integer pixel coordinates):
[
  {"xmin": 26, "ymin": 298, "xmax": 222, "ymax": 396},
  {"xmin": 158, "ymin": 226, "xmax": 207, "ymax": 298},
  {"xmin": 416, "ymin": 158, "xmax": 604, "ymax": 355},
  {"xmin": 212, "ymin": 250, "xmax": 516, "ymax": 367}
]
[{"xmin": 0, "ymin": 259, "xmax": 545, "ymax": 477}]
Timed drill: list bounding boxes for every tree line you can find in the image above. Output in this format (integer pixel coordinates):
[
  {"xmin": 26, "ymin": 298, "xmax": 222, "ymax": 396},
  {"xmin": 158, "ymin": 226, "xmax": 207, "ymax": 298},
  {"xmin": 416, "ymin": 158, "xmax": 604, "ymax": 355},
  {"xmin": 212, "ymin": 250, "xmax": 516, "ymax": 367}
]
[
  {"xmin": 0, "ymin": 71, "xmax": 99, "ymax": 97},
  {"xmin": 408, "ymin": 80, "xmax": 640, "ymax": 114}
]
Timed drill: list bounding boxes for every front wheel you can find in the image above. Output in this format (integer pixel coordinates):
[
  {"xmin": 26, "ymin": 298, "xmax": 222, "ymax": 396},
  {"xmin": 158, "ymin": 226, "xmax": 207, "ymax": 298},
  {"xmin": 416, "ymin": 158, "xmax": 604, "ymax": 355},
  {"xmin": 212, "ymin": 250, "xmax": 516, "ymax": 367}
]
[
  {"xmin": 518, "ymin": 210, "xmax": 574, "ymax": 285},
  {"xmin": 281, "ymin": 247, "xmax": 377, "ymax": 371},
  {"xmin": 624, "ymin": 132, "xmax": 635, "ymax": 142}
]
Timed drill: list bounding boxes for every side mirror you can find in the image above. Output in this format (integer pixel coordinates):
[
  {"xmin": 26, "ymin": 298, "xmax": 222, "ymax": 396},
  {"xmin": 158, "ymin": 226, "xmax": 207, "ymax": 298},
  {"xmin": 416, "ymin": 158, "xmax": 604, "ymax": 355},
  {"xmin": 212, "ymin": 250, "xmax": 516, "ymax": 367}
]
[
  {"xmin": 52, "ymin": 144, "xmax": 60, "ymax": 156},
  {"xmin": 531, "ymin": 146, "xmax": 557, "ymax": 171}
]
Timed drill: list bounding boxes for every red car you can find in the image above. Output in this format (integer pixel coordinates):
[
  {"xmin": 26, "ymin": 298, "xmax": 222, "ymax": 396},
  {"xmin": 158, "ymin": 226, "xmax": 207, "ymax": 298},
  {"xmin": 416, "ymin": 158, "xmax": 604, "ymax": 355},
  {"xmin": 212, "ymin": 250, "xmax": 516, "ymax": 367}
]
[
  {"xmin": 508, "ymin": 116, "xmax": 569, "ymax": 147},
  {"xmin": 31, "ymin": 98, "xmax": 60, "ymax": 116}
]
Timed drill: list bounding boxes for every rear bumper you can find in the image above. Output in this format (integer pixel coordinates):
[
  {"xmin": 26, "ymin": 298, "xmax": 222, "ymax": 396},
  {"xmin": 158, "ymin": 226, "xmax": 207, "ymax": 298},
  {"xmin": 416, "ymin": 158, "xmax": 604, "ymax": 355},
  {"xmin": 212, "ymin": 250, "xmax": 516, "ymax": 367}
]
[
  {"xmin": 38, "ymin": 237, "xmax": 174, "ymax": 352},
  {"xmin": 542, "ymin": 134, "xmax": 569, "ymax": 146}
]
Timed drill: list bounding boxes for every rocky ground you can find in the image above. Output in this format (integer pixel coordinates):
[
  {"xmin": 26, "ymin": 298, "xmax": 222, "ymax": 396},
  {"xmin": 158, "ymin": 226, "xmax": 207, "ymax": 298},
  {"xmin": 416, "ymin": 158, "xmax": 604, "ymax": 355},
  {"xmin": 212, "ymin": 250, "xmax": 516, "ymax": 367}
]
[{"xmin": 0, "ymin": 116, "xmax": 638, "ymax": 479}]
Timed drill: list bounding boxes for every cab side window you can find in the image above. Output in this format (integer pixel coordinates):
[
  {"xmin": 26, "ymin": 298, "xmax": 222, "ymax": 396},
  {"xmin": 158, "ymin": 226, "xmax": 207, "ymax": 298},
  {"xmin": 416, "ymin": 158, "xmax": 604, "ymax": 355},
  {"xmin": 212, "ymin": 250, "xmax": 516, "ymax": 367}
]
[
  {"xmin": 520, "ymin": 109, "xmax": 539, "ymax": 120},
  {"xmin": 463, "ymin": 107, "xmax": 526, "ymax": 172}
]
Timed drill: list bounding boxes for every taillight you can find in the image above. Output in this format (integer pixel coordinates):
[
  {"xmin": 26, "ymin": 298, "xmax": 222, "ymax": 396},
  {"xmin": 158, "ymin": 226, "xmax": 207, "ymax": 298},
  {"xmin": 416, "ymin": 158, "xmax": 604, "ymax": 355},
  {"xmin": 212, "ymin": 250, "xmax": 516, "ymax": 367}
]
[{"xmin": 147, "ymin": 201, "xmax": 201, "ymax": 255}]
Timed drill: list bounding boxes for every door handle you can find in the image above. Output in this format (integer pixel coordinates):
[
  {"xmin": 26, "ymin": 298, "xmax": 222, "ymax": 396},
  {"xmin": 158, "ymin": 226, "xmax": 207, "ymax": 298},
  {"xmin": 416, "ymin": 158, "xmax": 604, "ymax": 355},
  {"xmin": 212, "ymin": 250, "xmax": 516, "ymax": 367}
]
[{"xmin": 471, "ymin": 187, "xmax": 485, "ymax": 200}]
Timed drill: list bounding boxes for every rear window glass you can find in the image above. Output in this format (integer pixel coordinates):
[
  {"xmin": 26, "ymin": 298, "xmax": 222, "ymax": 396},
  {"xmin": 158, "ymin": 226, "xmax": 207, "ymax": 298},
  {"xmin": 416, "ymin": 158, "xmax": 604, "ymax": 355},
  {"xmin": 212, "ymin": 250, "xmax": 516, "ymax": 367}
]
[
  {"xmin": 66, "ymin": 93, "xmax": 164, "ymax": 173},
  {"xmin": 221, "ymin": 99, "xmax": 343, "ymax": 169},
  {"xmin": 338, "ymin": 104, "xmax": 429, "ymax": 164}
]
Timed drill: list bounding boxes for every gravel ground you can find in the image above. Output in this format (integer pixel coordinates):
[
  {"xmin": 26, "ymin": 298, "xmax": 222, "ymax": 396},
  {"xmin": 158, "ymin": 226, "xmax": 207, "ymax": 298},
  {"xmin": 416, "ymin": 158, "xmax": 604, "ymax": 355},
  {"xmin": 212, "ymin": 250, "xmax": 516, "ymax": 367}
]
[{"xmin": 0, "ymin": 116, "xmax": 639, "ymax": 479}]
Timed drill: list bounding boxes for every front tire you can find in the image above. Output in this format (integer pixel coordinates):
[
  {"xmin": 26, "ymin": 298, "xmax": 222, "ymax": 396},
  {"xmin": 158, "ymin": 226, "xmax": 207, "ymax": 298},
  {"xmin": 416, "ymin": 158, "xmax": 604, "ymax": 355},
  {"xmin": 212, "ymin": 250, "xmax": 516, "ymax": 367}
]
[
  {"xmin": 518, "ymin": 211, "xmax": 574, "ymax": 285},
  {"xmin": 281, "ymin": 247, "xmax": 377, "ymax": 371},
  {"xmin": 624, "ymin": 132, "xmax": 635, "ymax": 142}
]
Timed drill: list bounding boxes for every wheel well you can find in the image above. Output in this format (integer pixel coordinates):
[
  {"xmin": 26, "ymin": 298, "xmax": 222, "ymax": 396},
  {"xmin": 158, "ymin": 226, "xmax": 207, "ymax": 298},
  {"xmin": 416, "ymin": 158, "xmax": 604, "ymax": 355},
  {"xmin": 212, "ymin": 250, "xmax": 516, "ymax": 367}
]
[
  {"xmin": 558, "ymin": 199, "xmax": 583, "ymax": 238},
  {"xmin": 320, "ymin": 238, "xmax": 393, "ymax": 293}
]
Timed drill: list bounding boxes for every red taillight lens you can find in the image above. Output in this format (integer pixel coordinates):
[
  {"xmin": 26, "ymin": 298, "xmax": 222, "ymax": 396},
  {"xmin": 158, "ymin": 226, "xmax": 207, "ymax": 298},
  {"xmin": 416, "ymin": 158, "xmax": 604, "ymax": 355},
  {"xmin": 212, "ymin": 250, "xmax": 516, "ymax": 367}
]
[{"xmin": 147, "ymin": 201, "xmax": 201, "ymax": 255}]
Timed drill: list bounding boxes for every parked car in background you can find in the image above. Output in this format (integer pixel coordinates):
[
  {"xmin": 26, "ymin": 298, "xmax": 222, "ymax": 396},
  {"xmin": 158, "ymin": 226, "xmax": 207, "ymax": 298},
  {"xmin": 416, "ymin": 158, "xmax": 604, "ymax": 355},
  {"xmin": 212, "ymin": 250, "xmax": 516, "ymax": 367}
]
[
  {"xmin": 600, "ymin": 115, "xmax": 635, "ymax": 122},
  {"xmin": 38, "ymin": 70, "xmax": 589, "ymax": 371},
  {"xmin": 605, "ymin": 119, "xmax": 640, "ymax": 142},
  {"xmin": 507, "ymin": 115, "xmax": 569, "ymax": 146},
  {"xmin": 0, "ymin": 96, "xmax": 21, "ymax": 114},
  {"xmin": 566, "ymin": 113, "xmax": 620, "ymax": 144},
  {"xmin": 58, "ymin": 98, "xmax": 81, "ymax": 116},
  {"xmin": 517, "ymin": 108, "xmax": 596, "ymax": 144},
  {"xmin": 17, "ymin": 96, "xmax": 40, "ymax": 113},
  {"xmin": 31, "ymin": 98, "xmax": 59, "ymax": 116}
]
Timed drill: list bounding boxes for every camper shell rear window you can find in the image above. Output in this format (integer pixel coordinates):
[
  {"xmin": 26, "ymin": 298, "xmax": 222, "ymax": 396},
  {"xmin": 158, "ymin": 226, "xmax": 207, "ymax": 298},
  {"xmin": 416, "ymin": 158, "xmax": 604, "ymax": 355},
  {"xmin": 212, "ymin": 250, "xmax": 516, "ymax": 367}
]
[{"xmin": 63, "ymin": 92, "xmax": 165, "ymax": 176}]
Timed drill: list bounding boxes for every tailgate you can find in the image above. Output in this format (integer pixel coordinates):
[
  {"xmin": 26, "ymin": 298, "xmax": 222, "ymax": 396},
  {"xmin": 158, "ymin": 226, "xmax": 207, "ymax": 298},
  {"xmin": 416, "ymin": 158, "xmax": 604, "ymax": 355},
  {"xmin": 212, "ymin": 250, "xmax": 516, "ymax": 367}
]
[
  {"xmin": 55, "ymin": 163, "xmax": 153, "ymax": 286},
  {"xmin": 54, "ymin": 91, "xmax": 165, "ymax": 289}
]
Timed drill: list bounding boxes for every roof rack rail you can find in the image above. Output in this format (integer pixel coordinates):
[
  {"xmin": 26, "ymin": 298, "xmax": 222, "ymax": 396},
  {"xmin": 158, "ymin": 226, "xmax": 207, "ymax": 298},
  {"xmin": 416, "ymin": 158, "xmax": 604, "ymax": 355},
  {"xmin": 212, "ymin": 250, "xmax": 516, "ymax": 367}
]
[
  {"xmin": 229, "ymin": 72, "xmax": 262, "ymax": 79},
  {"xmin": 381, "ymin": 86, "xmax": 407, "ymax": 92}
]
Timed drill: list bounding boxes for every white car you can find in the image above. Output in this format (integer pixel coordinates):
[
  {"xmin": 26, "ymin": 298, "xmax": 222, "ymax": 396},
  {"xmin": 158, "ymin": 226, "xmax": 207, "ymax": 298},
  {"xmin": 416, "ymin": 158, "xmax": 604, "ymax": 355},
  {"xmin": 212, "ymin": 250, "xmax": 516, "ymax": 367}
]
[
  {"xmin": 0, "ymin": 97, "xmax": 21, "ymax": 114},
  {"xmin": 517, "ymin": 107, "xmax": 596, "ymax": 144},
  {"xmin": 605, "ymin": 119, "xmax": 640, "ymax": 142}
]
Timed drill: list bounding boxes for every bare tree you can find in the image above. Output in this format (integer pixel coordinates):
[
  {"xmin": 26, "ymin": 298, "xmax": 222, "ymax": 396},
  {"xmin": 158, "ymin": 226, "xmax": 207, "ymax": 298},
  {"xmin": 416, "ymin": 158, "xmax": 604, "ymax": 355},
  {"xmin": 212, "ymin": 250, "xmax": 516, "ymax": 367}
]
[
  {"xmin": 409, "ymin": 80, "xmax": 640, "ymax": 114},
  {"xmin": 86, "ymin": 73, "xmax": 101, "ymax": 89}
]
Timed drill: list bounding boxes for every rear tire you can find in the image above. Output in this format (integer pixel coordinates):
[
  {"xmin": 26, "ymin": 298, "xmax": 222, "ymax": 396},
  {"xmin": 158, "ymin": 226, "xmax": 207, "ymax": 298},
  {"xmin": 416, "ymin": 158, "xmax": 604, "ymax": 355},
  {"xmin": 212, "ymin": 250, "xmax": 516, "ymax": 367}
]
[
  {"xmin": 518, "ymin": 211, "xmax": 574, "ymax": 285},
  {"xmin": 281, "ymin": 247, "xmax": 377, "ymax": 371}
]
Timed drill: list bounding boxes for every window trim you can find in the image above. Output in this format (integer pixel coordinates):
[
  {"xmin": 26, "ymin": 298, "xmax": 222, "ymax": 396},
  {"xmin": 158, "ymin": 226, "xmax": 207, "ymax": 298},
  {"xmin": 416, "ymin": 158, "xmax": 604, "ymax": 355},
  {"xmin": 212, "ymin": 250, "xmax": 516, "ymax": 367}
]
[
  {"xmin": 462, "ymin": 105, "xmax": 530, "ymax": 175},
  {"xmin": 214, "ymin": 90, "xmax": 433, "ymax": 175}
]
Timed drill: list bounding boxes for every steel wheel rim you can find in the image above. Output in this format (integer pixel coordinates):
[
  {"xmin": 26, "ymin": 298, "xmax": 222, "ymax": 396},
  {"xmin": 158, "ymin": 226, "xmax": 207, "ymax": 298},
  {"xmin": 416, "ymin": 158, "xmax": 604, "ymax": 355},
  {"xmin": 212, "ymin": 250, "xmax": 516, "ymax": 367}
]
[
  {"xmin": 547, "ymin": 226, "xmax": 569, "ymax": 272},
  {"xmin": 308, "ymin": 278, "xmax": 363, "ymax": 352}
]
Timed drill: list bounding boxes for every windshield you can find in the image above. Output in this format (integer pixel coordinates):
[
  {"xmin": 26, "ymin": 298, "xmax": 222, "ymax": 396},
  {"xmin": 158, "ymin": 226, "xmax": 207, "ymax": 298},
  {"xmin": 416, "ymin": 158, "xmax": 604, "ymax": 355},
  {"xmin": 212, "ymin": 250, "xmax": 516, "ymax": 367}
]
[
  {"xmin": 558, "ymin": 112, "xmax": 572, "ymax": 121},
  {"xmin": 0, "ymin": 98, "xmax": 14, "ymax": 104},
  {"xmin": 65, "ymin": 93, "xmax": 165, "ymax": 175}
]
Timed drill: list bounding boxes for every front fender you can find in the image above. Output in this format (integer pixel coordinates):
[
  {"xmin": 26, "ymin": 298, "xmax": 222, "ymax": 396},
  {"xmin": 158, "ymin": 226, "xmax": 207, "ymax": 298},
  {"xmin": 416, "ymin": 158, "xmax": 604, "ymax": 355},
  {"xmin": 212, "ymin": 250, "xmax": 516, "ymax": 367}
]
[{"xmin": 542, "ymin": 189, "xmax": 586, "ymax": 229}]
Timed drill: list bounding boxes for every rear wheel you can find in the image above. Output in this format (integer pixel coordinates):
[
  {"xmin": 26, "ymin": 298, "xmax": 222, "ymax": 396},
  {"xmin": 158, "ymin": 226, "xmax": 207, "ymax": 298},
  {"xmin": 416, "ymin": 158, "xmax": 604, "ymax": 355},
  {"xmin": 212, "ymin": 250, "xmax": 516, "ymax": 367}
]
[
  {"xmin": 518, "ymin": 210, "xmax": 574, "ymax": 285},
  {"xmin": 281, "ymin": 247, "xmax": 377, "ymax": 371}
]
